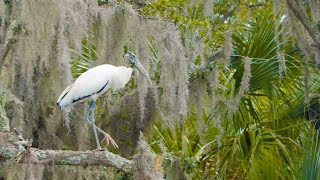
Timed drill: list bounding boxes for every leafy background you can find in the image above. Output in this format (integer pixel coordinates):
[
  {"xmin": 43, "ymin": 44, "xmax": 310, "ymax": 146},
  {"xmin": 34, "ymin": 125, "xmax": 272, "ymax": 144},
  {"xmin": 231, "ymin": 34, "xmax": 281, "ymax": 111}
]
[
  {"xmin": 1, "ymin": 0, "xmax": 320, "ymax": 179},
  {"xmin": 70, "ymin": 0, "xmax": 320, "ymax": 179},
  {"xmin": 73, "ymin": 0, "xmax": 320, "ymax": 179}
]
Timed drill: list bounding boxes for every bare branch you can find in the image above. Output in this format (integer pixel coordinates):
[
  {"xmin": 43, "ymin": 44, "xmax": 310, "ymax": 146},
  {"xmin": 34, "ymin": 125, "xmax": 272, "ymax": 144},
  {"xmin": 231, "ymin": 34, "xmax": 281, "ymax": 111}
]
[
  {"xmin": 213, "ymin": 0, "xmax": 240, "ymax": 31},
  {"xmin": 0, "ymin": 144, "xmax": 132, "ymax": 173},
  {"xmin": 0, "ymin": 132, "xmax": 132, "ymax": 173},
  {"xmin": 286, "ymin": 0, "xmax": 320, "ymax": 48}
]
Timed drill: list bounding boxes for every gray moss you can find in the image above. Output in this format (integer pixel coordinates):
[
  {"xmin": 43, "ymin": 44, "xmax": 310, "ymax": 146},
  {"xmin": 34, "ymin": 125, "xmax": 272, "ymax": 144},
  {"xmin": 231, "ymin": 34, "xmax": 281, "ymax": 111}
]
[
  {"xmin": 0, "ymin": 0, "xmax": 193, "ymax": 178},
  {"xmin": 0, "ymin": 93, "xmax": 9, "ymax": 132}
]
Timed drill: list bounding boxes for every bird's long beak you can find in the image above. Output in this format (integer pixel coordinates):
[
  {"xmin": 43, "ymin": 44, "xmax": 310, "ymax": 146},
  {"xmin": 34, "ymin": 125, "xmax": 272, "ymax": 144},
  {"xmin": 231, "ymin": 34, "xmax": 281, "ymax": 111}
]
[{"xmin": 134, "ymin": 59, "xmax": 152, "ymax": 86}]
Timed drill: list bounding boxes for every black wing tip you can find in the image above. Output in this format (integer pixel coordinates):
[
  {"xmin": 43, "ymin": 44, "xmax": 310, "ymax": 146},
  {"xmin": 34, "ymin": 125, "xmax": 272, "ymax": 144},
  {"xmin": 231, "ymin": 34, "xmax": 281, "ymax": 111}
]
[
  {"xmin": 71, "ymin": 81, "xmax": 110, "ymax": 104},
  {"xmin": 57, "ymin": 102, "xmax": 62, "ymax": 110}
]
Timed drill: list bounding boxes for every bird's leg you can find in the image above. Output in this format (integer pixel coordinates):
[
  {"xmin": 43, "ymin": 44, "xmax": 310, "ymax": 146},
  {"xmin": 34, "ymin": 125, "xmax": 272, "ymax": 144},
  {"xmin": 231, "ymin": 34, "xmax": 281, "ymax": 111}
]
[
  {"xmin": 89, "ymin": 100, "xmax": 102, "ymax": 150},
  {"xmin": 84, "ymin": 107, "xmax": 90, "ymax": 122},
  {"xmin": 84, "ymin": 120, "xmax": 119, "ymax": 148},
  {"xmin": 84, "ymin": 101, "xmax": 119, "ymax": 149}
]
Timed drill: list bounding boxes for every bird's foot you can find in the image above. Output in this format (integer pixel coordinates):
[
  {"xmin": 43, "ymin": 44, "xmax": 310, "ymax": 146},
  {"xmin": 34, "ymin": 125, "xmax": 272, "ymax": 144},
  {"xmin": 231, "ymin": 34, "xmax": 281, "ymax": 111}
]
[
  {"xmin": 101, "ymin": 133, "xmax": 119, "ymax": 149},
  {"xmin": 93, "ymin": 147, "xmax": 105, "ymax": 152}
]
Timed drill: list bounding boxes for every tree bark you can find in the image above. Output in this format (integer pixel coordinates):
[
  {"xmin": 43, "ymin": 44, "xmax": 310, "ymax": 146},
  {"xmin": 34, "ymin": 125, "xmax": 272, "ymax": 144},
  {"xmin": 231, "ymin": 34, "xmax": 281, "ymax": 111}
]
[
  {"xmin": 0, "ymin": 131, "xmax": 132, "ymax": 178},
  {"xmin": 0, "ymin": 145, "xmax": 132, "ymax": 173},
  {"xmin": 286, "ymin": 0, "xmax": 320, "ymax": 48}
]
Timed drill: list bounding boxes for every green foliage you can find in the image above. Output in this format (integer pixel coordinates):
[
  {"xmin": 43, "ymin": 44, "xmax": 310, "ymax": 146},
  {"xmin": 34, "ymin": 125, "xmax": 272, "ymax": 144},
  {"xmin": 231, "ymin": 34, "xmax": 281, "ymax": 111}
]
[
  {"xmin": 142, "ymin": 0, "xmax": 213, "ymax": 47},
  {"xmin": 70, "ymin": 0, "xmax": 320, "ymax": 179},
  {"xmin": 144, "ymin": 1, "xmax": 320, "ymax": 179},
  {"xmin": 148, "ymin": 37, "xmax": 161, "ymax": 85},
  {"xmin": 214, "ymin": 8, "xmax": 310, "ymax": 179},
  {"xmin": 211, "ymin": 127, "xmax": 298, "ymax": 179},
  {"xmin": 69, "ymin": 34, "xmax": 97, "ymax": 78},
  {"xmin": 301, "ymin": 129, "xmax": 320, "ymax": 180},
  {"xmin": 149, "ymin": 112, "xmax": 210, "ymax": 178}
]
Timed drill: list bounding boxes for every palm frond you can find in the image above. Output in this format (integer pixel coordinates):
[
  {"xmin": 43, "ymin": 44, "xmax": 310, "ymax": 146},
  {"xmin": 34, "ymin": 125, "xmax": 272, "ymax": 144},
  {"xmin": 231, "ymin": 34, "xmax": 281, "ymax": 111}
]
[
  {"xmin": 70, "ymin": 34, "xmax": 97, "ymax": 78},
  {"xmin": 301, "ymin": 129, "xmax": 320, "ymax": 179}
]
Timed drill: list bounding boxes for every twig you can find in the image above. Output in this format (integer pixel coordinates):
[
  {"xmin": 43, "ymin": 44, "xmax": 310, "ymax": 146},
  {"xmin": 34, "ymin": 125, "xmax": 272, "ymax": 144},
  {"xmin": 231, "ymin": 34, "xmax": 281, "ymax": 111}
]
[{"xmin": 213, "ymin": 0, "xmax": 240, "ymax": 31}]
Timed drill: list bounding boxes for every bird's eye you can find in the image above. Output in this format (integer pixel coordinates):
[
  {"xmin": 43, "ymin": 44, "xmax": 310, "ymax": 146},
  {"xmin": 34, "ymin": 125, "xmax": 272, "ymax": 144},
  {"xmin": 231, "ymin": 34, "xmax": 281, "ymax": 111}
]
[{"xmin": 129, "ymin": 52, "xmax": 136, "ymax": 59}]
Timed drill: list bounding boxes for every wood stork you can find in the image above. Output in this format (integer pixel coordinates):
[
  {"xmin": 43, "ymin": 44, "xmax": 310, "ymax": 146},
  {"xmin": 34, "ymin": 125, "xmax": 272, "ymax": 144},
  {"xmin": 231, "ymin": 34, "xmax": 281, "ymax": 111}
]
[{"xmin": 57, "ymin": 52, "xmax": 152, "ymax": 150}]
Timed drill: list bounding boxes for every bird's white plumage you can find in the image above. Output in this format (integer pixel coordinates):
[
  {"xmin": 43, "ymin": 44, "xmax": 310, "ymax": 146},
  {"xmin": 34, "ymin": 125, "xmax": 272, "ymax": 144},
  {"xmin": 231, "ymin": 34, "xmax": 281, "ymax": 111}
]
[
  {"xmin": 57, "ymin": 52, "xmax": 151, "ymax": 149},
  {"xmin": 57, "ymin": 64, "xmax": 133, "ymax": 109},
  {"xmin": 57, "ymin": 83, "xmax": 73, "ymax": 102}
]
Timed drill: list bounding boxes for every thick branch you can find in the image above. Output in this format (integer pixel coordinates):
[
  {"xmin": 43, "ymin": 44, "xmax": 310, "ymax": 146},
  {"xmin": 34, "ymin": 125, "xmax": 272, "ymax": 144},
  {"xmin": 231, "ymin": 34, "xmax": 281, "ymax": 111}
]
[
  {"xmin": 0, "ymin": 131, "xmax": 132, "ymax": 174},
  {"xmin": 286, "ymin": 0, "xmax": 320, "ymax": 48},
  {"xmin": 0, "ymin": 144, "xmax": 132, "ymax": 173}
]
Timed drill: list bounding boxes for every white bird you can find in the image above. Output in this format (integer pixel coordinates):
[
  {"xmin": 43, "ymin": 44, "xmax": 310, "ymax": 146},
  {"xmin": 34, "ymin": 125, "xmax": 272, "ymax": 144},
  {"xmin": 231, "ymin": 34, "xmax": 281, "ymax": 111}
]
[{"xmin": 57, "ymin": 52, "xmax": 152, "ymax": 150}]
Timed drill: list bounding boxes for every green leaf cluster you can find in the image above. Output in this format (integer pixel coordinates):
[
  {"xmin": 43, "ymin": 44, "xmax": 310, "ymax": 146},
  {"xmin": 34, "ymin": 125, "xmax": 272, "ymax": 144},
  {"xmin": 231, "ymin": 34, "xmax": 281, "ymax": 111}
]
[{"xmin": 143, "ymin": 1, "xmax": 320, "ymax": 179}]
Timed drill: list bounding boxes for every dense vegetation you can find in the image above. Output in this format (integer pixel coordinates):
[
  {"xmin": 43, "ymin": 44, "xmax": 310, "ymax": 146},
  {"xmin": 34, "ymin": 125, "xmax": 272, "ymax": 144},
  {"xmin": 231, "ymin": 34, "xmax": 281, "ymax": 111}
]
[
  {"xmin": 75, "ymin": 0, "xmax": 320, "ymax": 178},
  {"xmin": 60, "ymin": 0, "xmax": 320, "ymax": 179},
  {"xmin": 138, "ymin": 0, "xmax": 320, "ymax": 179},
  {"xmin": 1, "ymin": 0, "xmax": 320, "ymax": 179}
]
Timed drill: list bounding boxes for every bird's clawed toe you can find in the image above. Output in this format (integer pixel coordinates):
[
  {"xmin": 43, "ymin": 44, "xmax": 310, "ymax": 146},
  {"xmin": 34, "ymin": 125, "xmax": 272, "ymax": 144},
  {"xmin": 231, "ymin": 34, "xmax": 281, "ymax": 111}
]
[{"xmin": 101, "ymin": 134, "xmax": 119, "ymax": 149}]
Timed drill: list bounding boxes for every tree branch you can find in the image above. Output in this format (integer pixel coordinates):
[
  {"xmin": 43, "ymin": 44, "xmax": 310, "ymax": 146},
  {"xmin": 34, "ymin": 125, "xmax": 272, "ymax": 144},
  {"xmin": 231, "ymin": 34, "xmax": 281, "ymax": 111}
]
[
  {"xmin": 0, "ymin": 144, "xmax": 132, "ymax": 173},
  {"xmin": 286, "ymin": 0, "xmax": 320, "ymax": 48},
  {"xmin": 213, "ymin": 0, "xmax": 240, "ymax": 31},
  {"xmin": 0, "ymin": 132, "xmax": 132, "ymax": 173}
]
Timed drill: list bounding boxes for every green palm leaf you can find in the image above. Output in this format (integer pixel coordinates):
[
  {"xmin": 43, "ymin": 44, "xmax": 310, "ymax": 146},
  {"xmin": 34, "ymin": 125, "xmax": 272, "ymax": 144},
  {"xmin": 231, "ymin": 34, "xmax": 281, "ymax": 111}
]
[{"xmin": 70, "ymin": 34, "xmax": 97, "ymax": 78}]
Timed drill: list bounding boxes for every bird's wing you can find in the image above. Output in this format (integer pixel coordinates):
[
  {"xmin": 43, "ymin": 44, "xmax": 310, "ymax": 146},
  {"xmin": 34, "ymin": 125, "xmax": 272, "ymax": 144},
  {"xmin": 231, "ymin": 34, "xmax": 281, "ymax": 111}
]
[
  {"xmin": 70, "ymin": 79, "xmax": 110, "ymax": 103},
  {"xmin": 57, "ymin": 64, "xmax": 132, "ymax": 108},
  {"xmin": 65, "ymin": 65, "xmax": 113, "ymax": 103},
  {"xmin": 57, "ymin": 83, "xmax": 73, "ymax": 103}
]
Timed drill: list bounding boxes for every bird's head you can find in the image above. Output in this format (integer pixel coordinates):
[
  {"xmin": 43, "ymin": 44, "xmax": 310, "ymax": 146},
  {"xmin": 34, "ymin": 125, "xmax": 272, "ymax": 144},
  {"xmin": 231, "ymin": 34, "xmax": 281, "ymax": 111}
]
[
  {"xmin": 125, "ymin": 52, "xmax": 152, "ymax": 86},
  {"xmin": 125, "ymin": 52, "xmax": 138, "ymax": 65}
]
